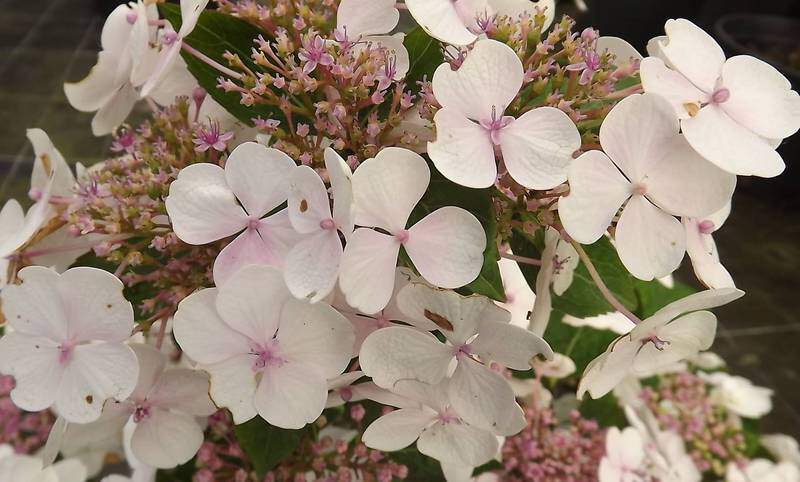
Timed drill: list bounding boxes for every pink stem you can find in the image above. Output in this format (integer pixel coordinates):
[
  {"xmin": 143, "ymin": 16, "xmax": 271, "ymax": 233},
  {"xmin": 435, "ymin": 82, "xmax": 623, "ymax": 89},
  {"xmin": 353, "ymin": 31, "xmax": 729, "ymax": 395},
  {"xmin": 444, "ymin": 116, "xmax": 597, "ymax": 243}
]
[
  {"xmin": 181, "ymin": 43, "xmax": 244, "ymax": 81},
  {"xmin": 571, "ymin": 241, "xmax": 642, "ymax": 325},
  {"xmin": 500, "ymin": 252, "xmax": 543, "ymax": 266},
  {"xmin": 155, "ymin": 317, "xmax": 168, "ymax": 350}
]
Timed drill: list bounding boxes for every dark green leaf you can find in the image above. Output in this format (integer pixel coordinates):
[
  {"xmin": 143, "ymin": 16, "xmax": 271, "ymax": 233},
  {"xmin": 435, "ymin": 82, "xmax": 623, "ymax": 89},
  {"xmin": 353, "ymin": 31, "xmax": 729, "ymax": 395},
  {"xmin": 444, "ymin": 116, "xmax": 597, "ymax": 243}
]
[
  {"xmin": 579, "ymin": 393, "xmax": 627, "ymax": 428},
  {"xmin": 410, "ymin": 163, "xmax": 505, "ymax": 301},
  {"xmin": 233, "ymin": 417, "xmax": 304, "ymax": 477},
  {"xmin": 159, "ymin": 4, "xmax": 282, "ymax": 125},
  {"xmin": 403, "ymin": 27, "xmax": 443, "ymax": 92},
  {"xmin": 390, "ymin": 449, "xmax": 445, "ymax": 481},
  {"xmin": 633, "ymin": 277, "xmax": 696, "ymax": 319},
  {"xmin": 543, "ymin": 309, "xmax": 618, "ymax": 376}
]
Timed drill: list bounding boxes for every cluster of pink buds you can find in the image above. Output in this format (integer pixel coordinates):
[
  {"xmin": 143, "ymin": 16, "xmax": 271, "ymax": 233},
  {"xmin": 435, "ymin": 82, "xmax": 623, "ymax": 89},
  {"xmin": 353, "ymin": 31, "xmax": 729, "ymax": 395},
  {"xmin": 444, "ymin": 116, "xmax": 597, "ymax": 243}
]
[
  {"xmin": 0, "ymin": 376, "xmax": 53, "ymax": 454},
  {"xmin": 640, "ymin": 372, "xmax": 749, "ymax": 477}
]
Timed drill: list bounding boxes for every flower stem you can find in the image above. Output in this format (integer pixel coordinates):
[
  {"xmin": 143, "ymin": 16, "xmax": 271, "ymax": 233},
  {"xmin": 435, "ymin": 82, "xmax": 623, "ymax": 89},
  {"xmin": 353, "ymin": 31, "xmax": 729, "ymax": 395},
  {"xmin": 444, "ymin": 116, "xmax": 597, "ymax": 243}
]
[
  {"xmin": 571, "ymin": 241, "xmax": 642, "ymax": 324},
  {"xmin": 501, "ymin": 252, "xmax": 542, "ymax": 266},
  {"xmin": 182, "ymin": 43, "xmax": 244, "ymax": 81}
]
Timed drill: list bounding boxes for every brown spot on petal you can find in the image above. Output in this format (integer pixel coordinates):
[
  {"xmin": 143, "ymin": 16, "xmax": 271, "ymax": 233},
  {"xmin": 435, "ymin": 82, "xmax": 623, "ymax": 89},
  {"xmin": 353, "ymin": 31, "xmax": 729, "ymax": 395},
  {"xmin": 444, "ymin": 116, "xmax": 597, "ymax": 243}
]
[
  {"xmin": 40, "ymin": 153, "xmax": 52, "ymax": 175},
  {"xmin": 106, "ymin": 304, "xmax": 112, "ymax": 309},
  {"xmin": 299, "ymin": 199, "xmax": 308, "ymax": 213},
  {"xmin": 424, "ymin": 309, "xmax": 454, "ymax": 332},
  {"xmin": 683, "ymin": 102, "xmax": 700, "ymax": 117},
  {"xmin": 85, "ymin": 395, "xmax": 93, "ymax": 404}
]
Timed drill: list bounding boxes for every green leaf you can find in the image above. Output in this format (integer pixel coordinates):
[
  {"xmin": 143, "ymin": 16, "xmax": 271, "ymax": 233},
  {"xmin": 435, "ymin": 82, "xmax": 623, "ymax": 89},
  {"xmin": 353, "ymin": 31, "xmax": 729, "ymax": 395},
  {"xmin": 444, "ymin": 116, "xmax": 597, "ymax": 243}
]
[
  {"xmin": 543, "ymin": 309, "xmax": 618, "ymax": 376},
  {"xmin": 233, "ymin": 417, "xmax": 304, "ymax": 477},
  {"xmin": 159, "ymin": 4, "xmax": 282, "ymax": 126},
  {"xmin": 390, "ymin": 449, "xmax": 445, "ymax": 481},
  {"xmin": 633, "ymin": 277, "xmax": 696, "ymax": 319},
  {"xmin": 403, "ymin": 27, "xmax": 443, "ymax": 92},
  {"xmin": 510, "ymin": 231, "xmax": 637, "ymax": 318},
  {"xmin": 410, "ymin": 163, "xmax": 505, "ymax": 301},
  {"xmin": 579, "ymin": 393, "xmax": 627, "ymax": 428}
]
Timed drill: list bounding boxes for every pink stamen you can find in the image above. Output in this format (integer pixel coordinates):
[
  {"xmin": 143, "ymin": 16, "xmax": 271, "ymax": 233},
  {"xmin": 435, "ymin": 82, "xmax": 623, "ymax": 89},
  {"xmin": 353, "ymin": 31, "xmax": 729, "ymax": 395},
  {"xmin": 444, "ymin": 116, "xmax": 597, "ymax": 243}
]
[
  {"xmin": 711, "ymin": 87, "xmax": 730, "ymax": 104},
  {"xmin": 437, "ymin": 407, "xmax": 460, "ymax": 425},
  {"xmin": 162, "ymin": 30, "xmax": 178, "ymax": 46},
  {"xmin": 453, "ymin": 343, "xmax": 472, "ymax": 359},
  {"xmin": 394, "ymin": 229, "xmax": 410, "ymax": 244},
  {"xmin": 57, "ymin": 343, "xmax": 74, "ymax": 365},
  {"xmin": 339, "ymin": 387, "xmax": 353, "ymax": 402},
  {"xmin": 247, "ymin": 217, "xmax": 261, "ymax": 231},
  {"xmin": 126, "ymin": 12, "xmax": 138, "ymax": 24},
  {"xmin": 320, "ymin": 218, "xmax": 336, "ymax": 231},
  {"xmin": 698, "ymin": 219, "xmax": 715, "ymax": 235},
  {"xmin": 479, "ymin": 106, "xmax": 514, "ymax": 145},
  {"xmin": 250, "ymin": 341, "xmax": 285, "ymax": 371},
  {"xmin": 630, "ymin": 182, "xmax": 647, "ymax": 196},
  {"xmin": 133, "ymin": 401, "xmax": 152, "ymax": 423}
]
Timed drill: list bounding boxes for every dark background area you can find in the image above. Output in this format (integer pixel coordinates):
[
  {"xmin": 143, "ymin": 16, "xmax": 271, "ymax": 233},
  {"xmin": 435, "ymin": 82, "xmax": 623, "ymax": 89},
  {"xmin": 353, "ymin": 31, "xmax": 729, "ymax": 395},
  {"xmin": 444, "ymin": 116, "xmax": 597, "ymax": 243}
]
[{"xmin": 0, "ymin": 0, "xmax": 798, "ymax": 436}]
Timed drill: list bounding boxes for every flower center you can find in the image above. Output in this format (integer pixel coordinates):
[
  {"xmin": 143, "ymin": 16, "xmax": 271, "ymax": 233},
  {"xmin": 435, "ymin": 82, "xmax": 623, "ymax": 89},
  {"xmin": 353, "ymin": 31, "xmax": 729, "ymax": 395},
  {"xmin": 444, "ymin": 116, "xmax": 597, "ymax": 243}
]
[
  {"xmin": 250, "ymin": 340, "xmax": 285, "ymax": 371},
  {"xmin": 320, "ymin": 218, "xmax": 336, "ymax": 231},
  {"xmin": 58, "ymin": 340, "xmax": 77, "ymax": 365},
  {"xmin": 247, "ymin": 217, "xmax": 261, "ymax": 231},
  {"xmin": 453, "ymin": 343, "xmax": 472, "ymax": 359},
  {"xmin": 374, "ymin": 312, "xmax": 391, "ymax": 328},
  {"xmin": 698, "ymin": 219, "xmax": 715, "ymax": 235},
  {"xmin": 394, "ymin": 229, "xmax": 410, "ymax": 244},
  {"xmin": 133, "ymin": 401, "xmax": 152, "ymax": 423},
  {"xmin": 711, "ymin": 87, "xmax": 730, "ymax": 104},
  {"xmin": 339, "ymin": 386, "xmax": 353, "ymax": 402},
  {"xmin": 479, "ymin": 106, "xmax": 514, "ymax": 146},
  {"xmin": 437, "ymin": 407, "xmax": 460, "ymax": 425},
  {"xmin": 630, "ymin": 182, "xmax": 647, "ymax": 196}
]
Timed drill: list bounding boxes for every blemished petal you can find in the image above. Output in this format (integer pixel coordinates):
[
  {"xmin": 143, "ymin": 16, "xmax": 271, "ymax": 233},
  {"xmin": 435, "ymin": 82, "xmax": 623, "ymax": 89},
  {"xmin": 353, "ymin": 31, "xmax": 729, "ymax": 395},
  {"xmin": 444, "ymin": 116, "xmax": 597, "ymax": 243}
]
[
  {"xmin": 417, "ymin": 419, "xmax": 499, "ymax": 467},
  {"xmin": 499, "ymin": 107, "xmax": 581, "ymax": 190},
  {"xmin": 284, "ymin": 230, "xmax": 343, "ymax": 302},
  {"xmin": 404, "ymin": 0, "xmax": 478, "ymax": 46},
  {"xmin": 277, "ymin": 298, "xmax": 355, "ymax": 379},
  {"xmin": 558, "ymin": 150, "xmax": 631, "ymax": 244},
  {"xmin": 338, "ymin": 228, "xmax": 402, "ymax": 315},
  {"xmin": 0, "ymin": 333, "xmax": 62, "ymax": 412},
  {"xmin": 129, "ymin": 344, "xmax": 167, "ymax": 402},
  {"xmin": 1, "ymin": 266, "xmax": 68, "ymax": 340},
  {"xmin": 211, "ymin": 228, "xmax": 278, "ymax": 286},
  {"xmin": 615, "ymin": 195, "xmax": 685, "ymax": 281},
  {"xmin": 27, "ymin": 128, "xmax": 74, "ymax": 198},
  {"xmin": 225, "ymin": 143, "xmax": 296, "ymax": 218},
  {"xmin": 644, "ymin": 136, "xmax": 736, "ymax": 218},
  {"xmin": 57, "ymin": 267, "xmax": 134, "ymax": 343},
  {"xmin": 637, "ymin": 287, "xmax": 744, "ymax": 334},
  {"xmin": 552, "ymin": 239, "xmax": 579, "ymax": 296},
  {"xmin": 633, "ymin": 311, "xmax": 717, "ymax": 375},
  {"xmin": 577, "ymin": 337, "xmax": 639, "ymax": 399},
  {"xmin": 720, "ymin": 55, "xmax": 800, "ymax": 140},
  {"xmin": 148, "ymin": 369, "xmax": 216, "ymax": 416},
  {"xmin": 130, "ymin": 408, "xmax": 204, "ymax": 468},
  {"xmin": 470, "ymin": 319, "xmax": 553, "ymax": 370},
  {"xmin": 324, "ymin": 148, "xmax": 354, "ymax": 237},
  {"xmin": 639, "ymin": 57, "xmax": 708, "ymax": 119},
  {"xmin": 659, "ymin": 18, "xmax": 725, "ymax": 92},
  {"xmin": 56, "ymin": 343, "xmax": 139, "ymax": 423},
  {"xmin": 63, "ymin": 51, "xmax": 120, "ymax": 113},
  {"xmin": 363, "ymin": 408, "xmax": 435, "ymax": 451},
  {"xmin": 681, "ymin": 104, "xmax": 786, "ymax": 177},
  {"xmin": 359, "ymin": 326, "xmax": 453, "ymax": 388},
  {"xmin": 178, "ymin": 0, "xmax": 210, "ymax": 37},
  {"xmin": 216, "ymin": 265, "xmax": 288, "ymax": 344},
  {"xmin": 287, "ymin": 165, "xmax": 331, "ymax": 234},
  {"xmin": 428, "ymin": 108, "xmax": 497, "ymax": 189},
  {"xmin": 449, "ymin": 359, "xmax": 526, "ymax": 435},
  {"xmin": 337, "ymin": 0, "xmax": 399, "ymax": 37},
  {"xmin": 254, "ymin": 363, "xmax": 328, "ymax": 429},
  {"xmin": 599, "ymin": 93, "xmax": 680, "ymax": 183},
  {"xmin": 432, "ymin": 39, "xmax": 524, "ymax": 121},
  {"xmin": 165, "ymin": 163, "xmax": 248, "ymax": 245},
  {"xmin": 352, "ymin": 147, "xmax": 429, "ymax": 232},
  {"xmin": 405, "ymin": 206, "xmax": 486, "ymax": 289},
  {"xmin": 91, "ymin": 82, "xmax": 139, "ymax": 136},
  {"xmin": 204, "ymin": 354, "xmax": 258, "ymax": 424},
  {"xmin": 397, "ymin": 282, "xmax": 510, "ymax": 343},
  {"xmin": 684, "ymin": 218, "xmax": 735, "ymax": 289},
  {"xmin": 173, "ymin": 288, "xmax": 252, "ymax": 365}
]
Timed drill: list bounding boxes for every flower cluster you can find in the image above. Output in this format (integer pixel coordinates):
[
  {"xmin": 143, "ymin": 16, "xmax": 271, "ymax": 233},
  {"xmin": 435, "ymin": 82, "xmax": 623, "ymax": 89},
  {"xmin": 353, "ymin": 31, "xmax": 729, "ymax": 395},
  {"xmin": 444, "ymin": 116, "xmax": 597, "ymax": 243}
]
[
  {"xmin": 0, "ymin": 0, "xmax": 799, "ymax": 481},
  {"xmin": 0, "ymin": 376, "xmax": 53, "ymax": 454}
]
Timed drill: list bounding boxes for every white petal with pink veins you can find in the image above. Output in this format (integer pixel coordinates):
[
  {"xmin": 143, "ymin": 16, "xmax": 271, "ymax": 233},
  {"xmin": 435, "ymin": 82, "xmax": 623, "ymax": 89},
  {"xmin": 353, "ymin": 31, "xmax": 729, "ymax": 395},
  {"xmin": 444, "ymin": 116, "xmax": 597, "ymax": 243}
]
[
  {"xmin": 204, "ymin": 354, "xmax": 258, "ymax": 424},
  {"xmin": 254, "ymin": 362, "xmax": 328, "ymax": 429},
  {"xmin": 359, "ymin": 326, "xmax": 454, "ymax": 388},
  {"xmin": 470, "ymin": 318, "xmax": 553, "ymax": 369},
  {"xmin": 498, "ymin": 106, "xmax": 581, "ymax": 190},
  {"xmin": 363, "ymin": 408, "xmax": 436, "ymax": 451},
  {"xmin": 428, "ymin": 107, "xmax": 496, "ymax": 188},
  {"xmin": 284, "ymin": 230, "xmax": 343, "ymax": 302},
  {"xmin": 640, "ymin": 56, "xmax": 708, "ymax": 119},
  {"xmin": 325, "ymin": 148, "xmax": 354, "ymax": 237},
  {"xmin": 212, "ymin": 228, "xmax": 277, "ymax": 286},
  {"xmin": 658, "ymin": 18, "xmax": 725, "ymax": 92},
  {"xmin": 684, "ymin": 217, "xmax": 734, "ymax": 289},
  {"xmin": 287, "ymin": 165, "xmax": 332, "ymax": 234},
  {"xmin": 0, "ymin": 333, "xmax": 62, "ymax": 412},
  {"xmin": 615, "ymin": 195, "xmax": 685, "ymax": 280},
  {"xmin": 165, "ymin": 163, "xmax": 248, "ymax": 245},
  {"xmin": 405, "ymin": 206, "xmax": 486, "ymax": 289},
  {"xmin": 336, "ymin": 0, "xmax": 399, "ymax": 37},
  {"xmin": 225, "ymin": 143, "xmax": 296, "ymax": 219},
  {"xmin": 417, "ymin": 418, "xmax": 499, "ymax": 467},
  {"xmin": 405, "ymin": 0, "xmax": 481, "ymax": 46},
  {"xmin": 339, "ymin": 229, "xmax": 402, "ymax": 314},
  {"xmin": 130, "ymin": 408, "xmax": 204, "ymax": 468},
  {"xmin": 215, "ymin": 265, "xmax": 287, "ymax": 343},
  {"xmin": 432, "ymin": 40, "xmax": 523, "ymax": 121}
]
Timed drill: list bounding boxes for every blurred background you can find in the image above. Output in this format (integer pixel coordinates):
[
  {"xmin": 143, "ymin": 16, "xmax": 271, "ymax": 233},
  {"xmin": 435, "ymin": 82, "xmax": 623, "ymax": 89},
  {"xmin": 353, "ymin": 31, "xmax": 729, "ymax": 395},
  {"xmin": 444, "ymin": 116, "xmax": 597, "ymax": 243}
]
[{"xmin": 0, "ymin": 0, "xmax": 798, "ymax": 435}]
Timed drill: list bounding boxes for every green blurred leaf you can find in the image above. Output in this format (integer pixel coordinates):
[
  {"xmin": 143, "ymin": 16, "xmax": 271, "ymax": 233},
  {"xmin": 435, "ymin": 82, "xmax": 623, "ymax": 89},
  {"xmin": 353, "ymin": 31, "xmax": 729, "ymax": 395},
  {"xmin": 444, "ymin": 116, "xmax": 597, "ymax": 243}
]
[
  {"xmin": 410, "ymin": 163, "xmax": 505, "ymax": 301},
  {"xmin": 633, "ymin": 277, "xmax": 696, "ymax": 318},
  {"xmin": 403, "ymin": 27, "xmax": 443, "ymax": 92},
  {"xmin": 543, "ymin": 309, "xmax": 618, "ymax": 377},
  {"xmin": 579, "ymin": 393, "xmax": 627, "ymax": 428},
  {"xmin": 159, "ymin": 4, "xmax": 282, "ymax": 126},
  {"xmin": 233, "ymin": 417, "xmax": 304, "ymax": 477},
  {"xmin": 391, "ymin": 449, "xmax": 444, "ymax": 481}
]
